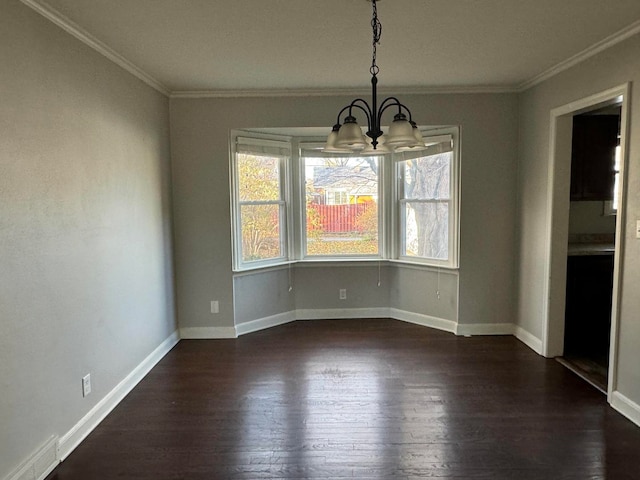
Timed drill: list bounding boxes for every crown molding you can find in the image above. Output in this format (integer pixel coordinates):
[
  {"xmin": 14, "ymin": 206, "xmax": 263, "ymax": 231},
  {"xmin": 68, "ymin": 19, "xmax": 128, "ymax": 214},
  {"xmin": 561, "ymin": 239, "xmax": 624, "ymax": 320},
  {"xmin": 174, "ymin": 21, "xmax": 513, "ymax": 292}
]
[
  {"xmin": 518, "ymin": 18, "xmax": 640, "ymax": 92},
  {"xmin": 169, "ymin": 84, "xmax": 518, "ymax": 99},
  {"xmin": 20, "ymin": 0, "xmax": 170, "ymax": 96}
]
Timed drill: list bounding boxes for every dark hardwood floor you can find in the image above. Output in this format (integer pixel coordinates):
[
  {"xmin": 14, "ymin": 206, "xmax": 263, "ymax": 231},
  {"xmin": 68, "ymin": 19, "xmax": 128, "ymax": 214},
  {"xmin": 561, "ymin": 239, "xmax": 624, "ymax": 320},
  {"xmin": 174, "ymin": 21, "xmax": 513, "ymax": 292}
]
[{"xmin": 45, "ymin": 319, "xmax": 640, "ymax": 479}]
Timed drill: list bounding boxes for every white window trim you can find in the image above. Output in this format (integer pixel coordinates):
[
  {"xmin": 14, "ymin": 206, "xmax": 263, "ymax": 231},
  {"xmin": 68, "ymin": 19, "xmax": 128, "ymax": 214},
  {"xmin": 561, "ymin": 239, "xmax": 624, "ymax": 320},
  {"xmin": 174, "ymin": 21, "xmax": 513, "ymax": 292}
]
[
  {"xmin": 230, "ymin": 132, "xmax": 292, "ymax": 271},
  {"xmin": 392, "ymin": 126, "xmax": 460, "ymax": 269},
  {"xmin": 299, "ymin": 142, "xmax": 385, "ymax": 261}
]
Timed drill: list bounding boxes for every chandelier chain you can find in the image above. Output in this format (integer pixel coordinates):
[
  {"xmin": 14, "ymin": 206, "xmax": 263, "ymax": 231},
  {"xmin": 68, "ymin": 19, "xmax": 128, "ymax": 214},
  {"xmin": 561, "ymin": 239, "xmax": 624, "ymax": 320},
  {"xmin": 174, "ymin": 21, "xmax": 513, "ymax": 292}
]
[
  {"xmin": 370, "ymin": 0, "xmax": 382, "ymax": 76},
  {"xmin": 326, "ymin": 0, "xmax": 418, "ymax": 152}
]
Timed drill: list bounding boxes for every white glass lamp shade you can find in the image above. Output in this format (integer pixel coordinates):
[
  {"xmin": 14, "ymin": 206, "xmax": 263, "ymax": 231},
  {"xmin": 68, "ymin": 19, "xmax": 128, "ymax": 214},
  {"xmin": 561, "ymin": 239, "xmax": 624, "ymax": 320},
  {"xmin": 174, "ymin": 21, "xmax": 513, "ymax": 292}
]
[
  {"xmin": 412, "ymin": 123, "xmax": 425, "ymax": 146},
  {"xmin": 385, "ymin": 113, "xmax": 417, "ymax": 147},
  {"xmin": 361, "ymin": 134, "xmax": 391, "ymax": 154},
  {"xmin": 396, "ymin": 123, "xmax": 427, "ymax": 152},
  {"xmin": 335, "ymin": 116, "xmax": 366, "ymax": 150},
  {"xmin": 324, "ymin": 125, "xmax": 352, "ymax": 153}
]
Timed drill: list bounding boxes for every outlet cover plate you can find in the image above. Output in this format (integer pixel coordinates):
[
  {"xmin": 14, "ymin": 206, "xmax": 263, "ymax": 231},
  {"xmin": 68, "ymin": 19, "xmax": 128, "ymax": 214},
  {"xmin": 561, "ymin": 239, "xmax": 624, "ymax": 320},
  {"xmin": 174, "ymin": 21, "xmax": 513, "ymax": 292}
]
[{"xmin": 82, "ymin": 374, "xmax": 91, "ymax": 397}]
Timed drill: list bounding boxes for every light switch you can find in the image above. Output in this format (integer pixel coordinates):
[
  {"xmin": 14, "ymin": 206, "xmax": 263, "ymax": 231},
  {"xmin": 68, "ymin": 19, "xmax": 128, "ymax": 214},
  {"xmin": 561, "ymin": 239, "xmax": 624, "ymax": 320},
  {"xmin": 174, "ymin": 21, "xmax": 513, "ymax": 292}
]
[{"xmin": 637, "ymin": 220, "xmax": 640, "ymax": 239}]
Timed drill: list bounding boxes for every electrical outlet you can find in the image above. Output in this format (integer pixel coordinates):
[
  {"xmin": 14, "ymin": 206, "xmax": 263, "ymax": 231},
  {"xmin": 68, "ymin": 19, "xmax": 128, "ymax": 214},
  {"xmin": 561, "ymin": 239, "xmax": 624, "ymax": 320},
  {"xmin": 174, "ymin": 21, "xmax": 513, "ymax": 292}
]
[
  {"xmin": 82, "ymin": 374, "xmax": 91, "ymax": 397},
  {"xmin": 211, "ymin": 300, "xmax": 219, "ymax": 314},
  {"xmin": 339, "ymin": 289, "xmax": 347, "ymax": 300}
]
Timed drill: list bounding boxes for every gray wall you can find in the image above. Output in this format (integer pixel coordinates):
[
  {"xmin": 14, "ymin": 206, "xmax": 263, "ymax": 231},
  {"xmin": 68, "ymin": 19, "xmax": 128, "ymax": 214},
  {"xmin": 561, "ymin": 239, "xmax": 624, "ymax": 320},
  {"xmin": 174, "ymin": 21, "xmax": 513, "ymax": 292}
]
[
  {"xmin": 294, "ymin": 265, "xmax": 390, "ymax": 311},
  {"xmin": 0, "ymin": 2, "xmax": 176, "ymax": 477},
  {"xmin": 233, "ymin": 264, "xmax": 459, "ymax": 325},
  {"xmin": 569, "ymin": 201, "xmax": 617, "ymax": 235},
  {"xmin": 389, "ymin": 266, "xmax": 458, "ymax": 322},
  {"xmin": 233, "ymin": 268, "xmax": 294, "ymax": 323},
  {"xmin": 516, "ymin": 33, "xmax": 640, "ymax": 406},
  {"xmin": 170, "ymin": 93, "xmax": 518, "ymax": 330}
]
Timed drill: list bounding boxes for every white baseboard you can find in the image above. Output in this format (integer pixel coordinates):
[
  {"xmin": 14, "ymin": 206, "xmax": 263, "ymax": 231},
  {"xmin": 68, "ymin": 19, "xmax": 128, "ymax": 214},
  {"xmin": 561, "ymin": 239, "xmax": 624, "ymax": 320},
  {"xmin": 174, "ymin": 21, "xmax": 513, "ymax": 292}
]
[
  {"xmin": 296, "ymin": 307, "xmax": 390, "ymax": 320},
  {"xmin": 235, "ymin": 311, "xmax": 296, "ymax": 336},
  {"xmin": 194, "ymin": 311, "xmax": 539, "ymax": 360},
  {"xmin": 57, "ymin": 330, "xmax": 180, "ymax": 461},
  {"xmin": 179, "ymin": 326, "xmax": 237, "ymax": 339},
  {"xmin": 455, "ymin": 323, "xmax": 515, "ymax": 336},
  {"xmin": 5, "ymin": 435, "xmax": 58, "ymax": 480},
  {"xmin": 234, "ymin": 308, "xmax": 458, "ymax": 337},
  {"xmin": 389, "ymin": 308, "xmax": 457, "ymax": 334},
  {"xmin": 610, "ymin": 391, "xmax": 640, "ymax": 427},
  {"xmin": 513, "ymin": 325, "xmax": 543, "ymax": 355}
]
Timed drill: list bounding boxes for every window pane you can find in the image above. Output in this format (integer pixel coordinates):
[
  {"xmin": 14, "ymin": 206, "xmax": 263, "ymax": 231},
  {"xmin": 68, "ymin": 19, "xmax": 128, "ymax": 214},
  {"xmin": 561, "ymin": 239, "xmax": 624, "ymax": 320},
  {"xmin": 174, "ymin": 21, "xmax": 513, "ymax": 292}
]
[
  {"xmin": 304, "ymin": 157, "xmax": 379, "ymax": 256},
  {"xmin": 400, "ymin": 150, "xmax": 453, "ymax": 262},
  {"xmin": 403, "ymin": 152, "xmax": 451, "ymax": 200},
  {"xmin": 612, "ymin": 145, "xmax": 621, "ymax": 211},
  {"xmin": 404, "ymin": 202, "xmax": 449, "ymax": 260},
  {"xmin": 240, "ymin": 204, "xmax": 282, "ymax": 262},
  {"xmin": 238, "ymin": 154, "xmax": 281, "ymax": 201}
]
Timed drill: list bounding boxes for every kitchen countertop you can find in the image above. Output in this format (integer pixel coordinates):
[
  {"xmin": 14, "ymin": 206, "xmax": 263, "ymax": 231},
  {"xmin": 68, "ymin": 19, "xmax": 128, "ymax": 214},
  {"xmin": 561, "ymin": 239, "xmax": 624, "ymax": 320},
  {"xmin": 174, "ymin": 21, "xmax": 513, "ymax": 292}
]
[{"xmin": 567, "ymin": 243, "xmax": 615, "ymax": 256}]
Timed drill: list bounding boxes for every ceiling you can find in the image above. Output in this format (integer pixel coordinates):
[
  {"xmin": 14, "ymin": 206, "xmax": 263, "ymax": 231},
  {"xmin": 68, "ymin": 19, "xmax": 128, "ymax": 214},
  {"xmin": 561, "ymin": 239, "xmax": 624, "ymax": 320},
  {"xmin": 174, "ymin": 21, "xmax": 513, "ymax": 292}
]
[{"xmin": 23, "ymin": 0, "xmax": 640, "ymax": 95}]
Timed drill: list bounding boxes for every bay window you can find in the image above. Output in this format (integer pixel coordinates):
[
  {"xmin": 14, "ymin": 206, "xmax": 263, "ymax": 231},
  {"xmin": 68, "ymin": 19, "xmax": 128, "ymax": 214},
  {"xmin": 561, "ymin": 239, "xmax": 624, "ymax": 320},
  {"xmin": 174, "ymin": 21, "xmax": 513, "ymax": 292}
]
[{"xmin": 230, "ymin": 127, "xmax": 459, "ymax": 271}]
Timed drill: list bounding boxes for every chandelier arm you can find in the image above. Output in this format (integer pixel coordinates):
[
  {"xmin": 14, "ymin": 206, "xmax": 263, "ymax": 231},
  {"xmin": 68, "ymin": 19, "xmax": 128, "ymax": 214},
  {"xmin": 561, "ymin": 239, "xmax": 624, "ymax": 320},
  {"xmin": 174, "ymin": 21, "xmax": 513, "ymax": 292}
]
[
  {"xmin": 335, "ymin": 105, "xmax": 353, "ymax": 125},
  {"xmin": 347, "ymin": 99, "xmax": 374, "ymax": 127},
  {"xmin": 377, "ymin": 98, "xmax": 414, "ymax": 124}
]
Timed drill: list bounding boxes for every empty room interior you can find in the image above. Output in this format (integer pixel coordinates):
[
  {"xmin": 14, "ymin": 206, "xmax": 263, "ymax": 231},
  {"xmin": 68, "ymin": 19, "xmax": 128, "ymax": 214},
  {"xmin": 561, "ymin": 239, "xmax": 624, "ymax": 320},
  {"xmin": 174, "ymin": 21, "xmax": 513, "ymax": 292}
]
[{"xmin": 3, "ymin": 0, "xmax": 640, "ymax": 478}]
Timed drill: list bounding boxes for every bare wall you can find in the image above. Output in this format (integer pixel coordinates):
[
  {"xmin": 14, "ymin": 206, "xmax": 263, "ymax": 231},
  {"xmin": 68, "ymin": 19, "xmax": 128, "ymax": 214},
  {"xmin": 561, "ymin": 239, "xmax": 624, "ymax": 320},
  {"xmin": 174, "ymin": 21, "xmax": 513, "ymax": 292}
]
[
  {"xmin": 169, "ymin": 93, "xmax": 518, "ymax": 330},
  {"xmin": 0, "ymin": 1, "xmax": 176, "ymax": 477}
]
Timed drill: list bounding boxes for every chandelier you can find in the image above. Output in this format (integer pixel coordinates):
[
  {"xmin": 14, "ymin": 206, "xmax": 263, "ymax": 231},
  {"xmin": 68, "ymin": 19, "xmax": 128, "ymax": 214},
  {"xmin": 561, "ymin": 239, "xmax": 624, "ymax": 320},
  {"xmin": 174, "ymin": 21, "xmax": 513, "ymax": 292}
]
[{"xmin": 324, "ymin": 0, "xmax": 423, "ymax": 154}]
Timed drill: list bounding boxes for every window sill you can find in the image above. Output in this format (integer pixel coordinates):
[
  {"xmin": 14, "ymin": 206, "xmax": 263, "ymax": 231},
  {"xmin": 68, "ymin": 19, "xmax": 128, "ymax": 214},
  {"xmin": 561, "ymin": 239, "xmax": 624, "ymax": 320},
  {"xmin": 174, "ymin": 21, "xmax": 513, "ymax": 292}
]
[
  {"xmin": 233, "ymin": 258, "xmax": 460, "ymax": 275},
  {"xmin": 387, "ymin": 259, "xmax": 460, "ymax": 273}
]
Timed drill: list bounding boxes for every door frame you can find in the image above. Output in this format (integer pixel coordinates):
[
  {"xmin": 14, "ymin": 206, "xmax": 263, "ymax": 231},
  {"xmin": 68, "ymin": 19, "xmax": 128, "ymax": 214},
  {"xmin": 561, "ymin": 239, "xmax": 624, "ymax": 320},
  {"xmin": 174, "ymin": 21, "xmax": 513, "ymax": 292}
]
[{"xmin": 542, "ymin": 83, "xmax": 630, "ymax": 400}]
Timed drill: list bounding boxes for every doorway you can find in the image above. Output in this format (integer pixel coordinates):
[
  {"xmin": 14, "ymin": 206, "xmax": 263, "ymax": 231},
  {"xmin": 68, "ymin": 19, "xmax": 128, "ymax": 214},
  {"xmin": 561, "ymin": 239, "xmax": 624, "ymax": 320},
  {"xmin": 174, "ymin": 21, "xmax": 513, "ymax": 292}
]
[
  {"xmin": 542, "ymin": 84, "xmax": 629, "ymax": 399},
  {"xmin": 560, "ymin": 105, "xmax": 621, "ymax": 392}
]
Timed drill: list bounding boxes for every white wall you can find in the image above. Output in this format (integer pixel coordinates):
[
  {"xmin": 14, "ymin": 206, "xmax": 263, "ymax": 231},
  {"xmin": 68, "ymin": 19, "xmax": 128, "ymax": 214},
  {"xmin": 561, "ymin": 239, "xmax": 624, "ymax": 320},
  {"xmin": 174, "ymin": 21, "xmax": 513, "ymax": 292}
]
[
  {"xmin": 170, "ymin": 93, "xmax": 518, "ymax": 332},
  {"xmin": 516, "ymin": 33, "xmax": 640, "ymax": 411},
  {"xmin": 0, "ymin": 2, "xmax": 176, "ymax": 478}
]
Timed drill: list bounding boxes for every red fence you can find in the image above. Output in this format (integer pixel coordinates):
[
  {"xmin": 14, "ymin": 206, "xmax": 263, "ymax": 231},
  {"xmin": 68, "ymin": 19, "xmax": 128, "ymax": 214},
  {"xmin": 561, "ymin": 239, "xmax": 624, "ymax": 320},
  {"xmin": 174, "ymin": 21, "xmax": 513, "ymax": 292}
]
[{"xmin": 309, "ymin": 203, "xmax": 373, "ymax": 233}]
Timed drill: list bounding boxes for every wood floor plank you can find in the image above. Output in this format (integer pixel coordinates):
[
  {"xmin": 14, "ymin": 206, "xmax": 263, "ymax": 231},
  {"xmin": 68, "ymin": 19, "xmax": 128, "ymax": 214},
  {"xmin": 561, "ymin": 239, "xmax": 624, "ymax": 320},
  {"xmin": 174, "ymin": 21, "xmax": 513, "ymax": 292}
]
[{"xmin": 45, "ymin": 319, "xmax": 640, "ymax": 479}]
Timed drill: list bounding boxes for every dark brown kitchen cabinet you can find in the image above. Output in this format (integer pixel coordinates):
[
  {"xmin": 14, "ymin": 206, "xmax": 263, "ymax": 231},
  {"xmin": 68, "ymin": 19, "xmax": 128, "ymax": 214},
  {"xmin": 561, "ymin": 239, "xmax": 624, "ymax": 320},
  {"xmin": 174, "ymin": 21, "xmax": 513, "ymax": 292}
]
[
  {"xmin": 570, "ymin": 115, "xmax": 618, "ymax": 201},
  {"xmin": 564, "ymin": 254, "xmax": 614, "ymax": 363}
]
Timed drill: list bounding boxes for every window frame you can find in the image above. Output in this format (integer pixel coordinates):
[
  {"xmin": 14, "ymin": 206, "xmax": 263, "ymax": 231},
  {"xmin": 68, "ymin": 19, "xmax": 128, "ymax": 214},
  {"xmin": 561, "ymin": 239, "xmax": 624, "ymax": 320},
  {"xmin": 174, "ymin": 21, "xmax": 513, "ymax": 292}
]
[
  {"xmin": 230, "ymin": 133, "xmax": 292, "ymax": 271},
  {"xmin": 299, "ymin": 144, "xmax": 385, "ymax": 261},
  {"xmin": 603, "ymin": 143, "xmax": 622, "ymax": 216},
  {"xmin": 393, "ymin": 126, "xmax": 460, "ymax": 268}
]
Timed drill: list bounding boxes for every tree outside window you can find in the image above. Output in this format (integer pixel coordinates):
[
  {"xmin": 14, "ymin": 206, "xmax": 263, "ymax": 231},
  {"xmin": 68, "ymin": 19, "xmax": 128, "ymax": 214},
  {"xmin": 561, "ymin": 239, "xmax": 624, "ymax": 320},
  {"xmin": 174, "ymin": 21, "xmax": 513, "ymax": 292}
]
[{"xmin": 399, "ymin": 152, "xmax": 453, "ymax": 260}]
